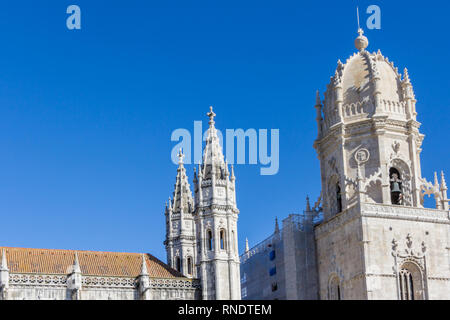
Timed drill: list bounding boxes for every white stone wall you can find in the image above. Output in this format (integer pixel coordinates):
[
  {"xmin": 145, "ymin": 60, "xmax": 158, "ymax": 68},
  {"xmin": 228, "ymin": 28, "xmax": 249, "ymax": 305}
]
[
  {"xmin": 2, "ymin": 274, "xmax": 200, "ymax": 300},
  {"xmin": 315, "ymin": 203, "xmax": 450, "ymax": 300},
  {"xmin": 315, "ymin": 204, "xmax": 367, "ymax": 300}
]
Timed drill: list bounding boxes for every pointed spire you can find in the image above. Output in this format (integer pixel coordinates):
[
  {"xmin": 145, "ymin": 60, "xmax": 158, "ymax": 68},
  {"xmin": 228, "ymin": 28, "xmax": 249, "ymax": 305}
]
[
  {"xmin": 171, "ymin": 149, "xmax": 194, "ymax": 214},
  {"xmin": 315, "ymin": 90, "xmax": 321, "ymax": 106},
  {"xmin": 274, "ymin": 217, "xmax": 280, "ymax": 234},
  {"xmin": 201, "ymin": 106, "xmax": 226, "ymax": 177},
  {"xmin": 441, "ymin": 171, "xmax": 448, "ymax": 191},
  {"xmin": 306, "ymin": 196, "xmax": 311, "ymax": 211},
  {"xmin": 1, "ymin": 248, "xmax": 8, "ymax": 271},
  {"xmin": 434, "ymin": 172, "xmax": 439, "ymax": 188},
  {"xmin": 403, "ymin": 68, "xmax": 411, "ymax": 83},
  {"xmin": 198, "ymin": 164, "xmax": 203, "ymax": 178},
  {"xmin": 245, "ymin": 238, "xmax": 249, "ymax": 253},
  {"xmin": 168, "ymin": 196, "xmax": 172, "ymax": 210},
  {"xmin": 140, "ymin": 254, "xmax": 149, "ymax": 276},
  {"xmin": 72, "ymin": 252, "xmax": 81, "ymax": 273}
]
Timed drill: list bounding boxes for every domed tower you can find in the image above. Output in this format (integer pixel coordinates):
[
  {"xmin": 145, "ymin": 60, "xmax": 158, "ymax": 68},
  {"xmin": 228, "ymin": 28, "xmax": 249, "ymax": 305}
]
[
  {"xmin": 313, "ymin": 29, "xmax": 450, "ymax": 300},
  {"xmin": 314, "ymin": 28, "xmax": 426, "ymax": 220}
]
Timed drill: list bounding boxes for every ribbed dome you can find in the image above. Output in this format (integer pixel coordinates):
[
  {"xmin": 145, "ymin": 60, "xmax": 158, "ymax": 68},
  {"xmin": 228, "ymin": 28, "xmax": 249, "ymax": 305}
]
[
  {"xmin": 340, "ymin": 51, "xmax": 403, "ymax": 106},
  {"xmin": 318, "ymin": 31, "xmax": 415, "ymax": 133}
]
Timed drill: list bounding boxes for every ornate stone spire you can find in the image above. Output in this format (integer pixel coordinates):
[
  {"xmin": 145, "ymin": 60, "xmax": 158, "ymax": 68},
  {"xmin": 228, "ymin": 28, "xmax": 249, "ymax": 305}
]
[
  {"xmin": 201, "ymin": 107, "xmax": 227, "ymax": 180},
  {"xmin": 171, "ymin": 149, "xmax": 194, "ymax": 214},
  {"xmin": 441, "ymin": 171, "xmax": 447, "ymax": 191},
  {"xmin": 314, "ymin": 91, "xmax": 323, "ymax": 137},
  {"xmin": 274, "ymin": 217, "xmax": 280, "ymax": 234},
  {"xmin": 138, "ymin": 253, "xmax": 150, "ymax": 300},
  {"xmin": 306, "ymin": 196, "xmax": 311, "ymax": 211},
  {"xmin": 230, "ymin": 164, "xmax": 235, "ymax": 182},
  {"xmin": 245, "ymin": 238, "xmax": 249, "ymax": 253},
  {"xmin": 315, "ymin": 90, "xmax": 321, "ymax": 106},
  {"xmin": 72, "ymin": 252, "xmax": 81, "ymax": 273},
  {"xmin": 434, "ymin": 172, "xmax": 440, "ymax": 189},
  {"xmin": 140, "ymin": 254, "xmax": 149, "ymax": 276},
  {"xmin": 403, "ymin": 68, "xmax": 411, "ymax": 84}
]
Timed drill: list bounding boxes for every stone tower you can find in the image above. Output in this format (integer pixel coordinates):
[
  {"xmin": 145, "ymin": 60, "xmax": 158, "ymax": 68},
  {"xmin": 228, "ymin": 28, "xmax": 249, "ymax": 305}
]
[
  {"xmin": 313, "ymin": 28, "xmax": 448, "ymax": 219},
  {"xmin": 313, "ymin": 28, "xmax": 450, "ymax": 300},
  {"xmin": 165, "ymin": 107, "xmax": 241, "ymax": 300},
  {"xmin": 164, "ymin": 149, "xmax": 197, "ymax": 278}
]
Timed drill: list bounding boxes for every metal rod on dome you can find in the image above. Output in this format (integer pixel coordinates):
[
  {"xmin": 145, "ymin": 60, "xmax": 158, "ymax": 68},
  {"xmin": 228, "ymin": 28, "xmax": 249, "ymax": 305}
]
[{"xmin": 357, "ymin": 6, "xmax": 360, "ymax": 30}]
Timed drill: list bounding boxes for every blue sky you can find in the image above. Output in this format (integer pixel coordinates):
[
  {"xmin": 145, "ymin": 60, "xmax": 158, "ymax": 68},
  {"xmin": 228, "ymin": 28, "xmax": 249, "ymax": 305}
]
[{"xmin": 0, "ymin": 1, "xmax": 448, "ymax": 261}]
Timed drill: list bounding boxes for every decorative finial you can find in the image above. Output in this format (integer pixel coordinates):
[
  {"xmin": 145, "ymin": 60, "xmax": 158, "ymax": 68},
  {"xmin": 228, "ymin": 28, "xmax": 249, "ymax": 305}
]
[
  {"xmin": 140, "ymin": 254, "xmax": 149, "ymax": 276},
  {"xmin": 274, "ymin": 217, "xmax": 280, "ymax": 234},
  {"xmin": 177, "ymin": 148, "xmax": 185, "ymax": 165},
  {"xmin": 355, "ymin": 28, "xmax": 369, "ymax": 51},
  {"xmin": 168, "ymin": 196, "xmax": 172, "ymax": 210},
  {"xmin": 315, "ymin": 90, "xmax": 321, "ymax": 106},
  {"xmin": 198, "ymin": 164, "xmax": 203, "ymax": 178},
  {"xmin": 193, "ymin": 166, "xmax": 197, "ymax": 182},
  {"xmin": 245, "ymin": 238, "xmax": 249, "ymax": 253},
  {"xmin": 434, "ymin": 172, "xmax": 439, "ymax": 187},
  {"xmin": 207, "ymin": 106, "xmax": 216, "ymax": 126},
  {"xmin": 306, "ymin": 196, "xmax": 311, "ymax": 211},
  {"xmin": 73, "ymin": 252, "xmax": 81, "ymax": 273},
  {"xmin": 403, "ymin": 68, "xmax": 411, "ymax": 83},
  {"xmin": 441, "ymin": 171, "xmax": 448, "ymax": 190}
]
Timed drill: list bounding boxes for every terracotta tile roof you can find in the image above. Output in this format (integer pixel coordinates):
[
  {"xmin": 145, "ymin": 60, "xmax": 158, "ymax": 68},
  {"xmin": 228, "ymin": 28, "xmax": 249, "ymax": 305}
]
[{"xmin": 0, "ymin": 247, "xmax": 184, "ymax": 278}]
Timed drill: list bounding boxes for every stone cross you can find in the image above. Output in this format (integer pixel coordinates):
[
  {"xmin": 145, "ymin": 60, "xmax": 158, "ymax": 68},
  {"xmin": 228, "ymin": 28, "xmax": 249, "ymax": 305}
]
[{"xmin": 207, "ymin": 106, "xmax": 216, "ymax": 125}]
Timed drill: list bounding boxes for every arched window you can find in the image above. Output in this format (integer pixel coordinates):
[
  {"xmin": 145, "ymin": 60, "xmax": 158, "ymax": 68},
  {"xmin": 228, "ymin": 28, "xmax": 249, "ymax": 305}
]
[
  {"xmin": 220, "ymin": 229, "xmax": 226, "ymax": 250},
  {"xmin": 232, "ymin": 230, "xmax": 236, "ymax": 252},
  {"xmin": 399, "ymin": 262, "xmax": 424, "ymax": 300},
  {"xmin": 390, "ymin": 168, "xmax": 403, "ymax": 205},
  {"xmin": 187, "ymin": 257, "xmax": 192, "ymax": 275},
  {"xmin": 328, "ymin": 275, "xmax": 341, "ymax": 300},
  {"xmin": 336, "ymin": 183, "xmax": 342, "ymax": 213},
  {"xmin": 207, "ymin": 230, "xmax": 213, "ymax": 251},
  {"xmin": 175, "ymin": 256, "xmax": 182, "ymax": 273}
]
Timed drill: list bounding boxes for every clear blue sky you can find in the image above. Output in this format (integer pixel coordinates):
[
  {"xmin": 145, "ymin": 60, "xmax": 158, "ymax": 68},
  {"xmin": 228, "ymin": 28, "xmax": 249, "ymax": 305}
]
[{"xmin": 0, "ymin": 1, "xmax": 448, "ymax": 261}]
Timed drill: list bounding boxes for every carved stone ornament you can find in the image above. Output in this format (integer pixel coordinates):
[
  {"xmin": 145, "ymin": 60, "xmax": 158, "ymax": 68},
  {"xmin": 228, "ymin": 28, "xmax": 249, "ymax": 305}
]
[
  {"xmin": 354, "ymin": 148, "xmax": 370, "ymax": 164},
  {"xmin": 392, "ymin": 141, "xmax": 400, "ymax": 154}
]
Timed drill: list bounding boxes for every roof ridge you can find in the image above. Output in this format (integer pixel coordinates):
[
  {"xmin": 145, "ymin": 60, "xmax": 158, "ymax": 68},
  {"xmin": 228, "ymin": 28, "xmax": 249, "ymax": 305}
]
[{"xmin": 0, "ymin": 246, "xmax": 149, "ymax": 255}]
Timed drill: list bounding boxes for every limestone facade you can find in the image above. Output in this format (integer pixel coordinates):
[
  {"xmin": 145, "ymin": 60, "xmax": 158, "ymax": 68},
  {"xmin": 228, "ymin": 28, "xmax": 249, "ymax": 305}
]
[
  {"xmin": 240, "ymin": 28, "xmax": 449, "ymax": 300},
  {"xmin": 0, "ymin": 248, "xmax": 200, "ymax": 300},
  {"xmin": 313, "ymin": 28, "xmax": 449, "ymax": 300}
]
